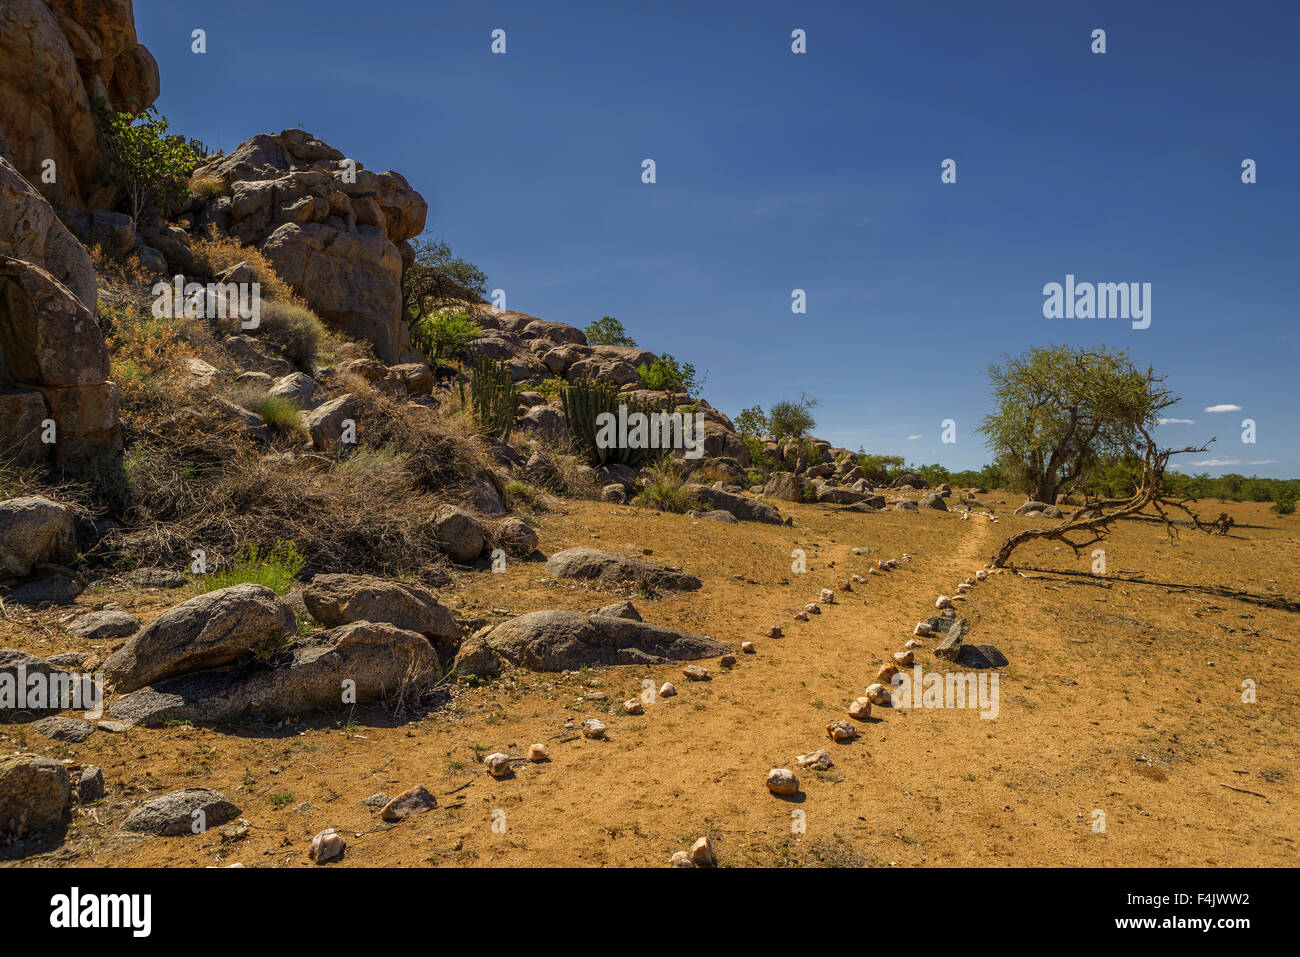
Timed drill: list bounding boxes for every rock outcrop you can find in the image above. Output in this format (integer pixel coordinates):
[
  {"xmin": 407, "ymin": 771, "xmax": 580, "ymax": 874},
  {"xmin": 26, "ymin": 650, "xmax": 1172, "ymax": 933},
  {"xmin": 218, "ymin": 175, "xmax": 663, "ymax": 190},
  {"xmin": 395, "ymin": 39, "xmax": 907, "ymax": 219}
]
[
  {"xmin": 0, "ymin": 0, "xmax": 159, "ymax": 210},
  {"xmin": 186, "ymin": 130, "xmax": 428, "ymax": 363},
  {"xmin": 0, "ymin": 159, "xmax": 122, "ymax": 465}
]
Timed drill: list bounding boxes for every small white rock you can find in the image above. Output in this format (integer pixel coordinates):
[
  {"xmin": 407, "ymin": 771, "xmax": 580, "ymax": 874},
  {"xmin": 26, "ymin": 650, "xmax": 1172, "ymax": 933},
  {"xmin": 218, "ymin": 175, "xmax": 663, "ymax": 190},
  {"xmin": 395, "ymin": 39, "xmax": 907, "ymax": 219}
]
[
  {"xmin": 659, "ymin": 682, "xmax": 677, "ymax": 697},
  {"xmin": 582, "ymin": 719, "xmax": 606, "ymax": 739},
  {"xmin": 484, "ymin": 752, "xmax": 513, "ymax": 777},
  {"xmin": 310, "ymin": 828, "xmax": 345, "ymax": 864}
]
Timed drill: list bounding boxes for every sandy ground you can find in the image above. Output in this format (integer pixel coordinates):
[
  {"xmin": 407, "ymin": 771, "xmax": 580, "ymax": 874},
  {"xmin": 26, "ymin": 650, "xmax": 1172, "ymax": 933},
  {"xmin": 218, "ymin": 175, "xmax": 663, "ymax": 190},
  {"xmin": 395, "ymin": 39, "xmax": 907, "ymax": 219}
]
[{"xmin": 2, "ymin": 493, "xmax": 1296, "ymax": 867}]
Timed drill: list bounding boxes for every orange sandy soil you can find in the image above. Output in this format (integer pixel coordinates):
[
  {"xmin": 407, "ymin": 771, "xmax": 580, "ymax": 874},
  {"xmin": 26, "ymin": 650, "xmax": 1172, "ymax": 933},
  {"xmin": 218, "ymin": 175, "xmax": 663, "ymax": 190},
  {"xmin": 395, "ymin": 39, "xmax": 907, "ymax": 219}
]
[{"xmin": 2, "ymin": 493, "xmax": 1296, "ymax": 868}]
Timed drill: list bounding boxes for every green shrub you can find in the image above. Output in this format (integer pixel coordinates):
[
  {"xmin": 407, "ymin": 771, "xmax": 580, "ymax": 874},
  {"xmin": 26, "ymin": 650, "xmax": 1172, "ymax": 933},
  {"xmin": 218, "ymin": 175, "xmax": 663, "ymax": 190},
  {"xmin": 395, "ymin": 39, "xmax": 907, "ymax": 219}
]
[
  {"xmin": 255, "ymin": 395, "xmax": 305, "ymax": 436},
  {"xmin": 768, "ymin": 394, "xmax": 818, "ymax": 441},
  {"xmin": 413, "ymin": 308, "xmax": 483, "ymax": 363},
  {"xmin": 503, "ymin": 479, "xmax": 546, "ymax": 511},
  {"xmin": 1271, "ymin": 490, "xmax": 1297, "ymax": 515},
  {"xmin": 631, "ymin": 462, "xmax": 699, "ymax": 513},
  {"xmin": 192, "ymin": 539, "xmax": 306, "ymax": 594},
  {"xmin": 636, "ymin": 354, "xmax": 703, "ymax": 394},
  {"xmin": 255, "ymin": 300, "xmax": 325, "ymax": 369},
  {"xmin": 534, "ymin": 377, "xmax": 566, "ymax": 401}
]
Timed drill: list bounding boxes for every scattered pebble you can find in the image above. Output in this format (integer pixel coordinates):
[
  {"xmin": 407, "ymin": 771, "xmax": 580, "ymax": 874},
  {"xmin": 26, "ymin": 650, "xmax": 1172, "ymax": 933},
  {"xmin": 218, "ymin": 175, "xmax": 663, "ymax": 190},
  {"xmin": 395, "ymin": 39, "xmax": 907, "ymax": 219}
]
[
  {"xmin": 826, "ymin": 719, "xmax": 859, "ymax": 742},
  {"xmin": 796, "ymin": 749, "xmax": 833, "ymax": 771},
  {"xmin": 741, "ymin": 641, "xmax": 756, "ymax": 654},
  {"xmin": 659, "ymin": 682, "xmax": 677, "ymax": 697},
  {"xmin": 582, "ymin": 719, "xmax": 607, "ymax": 739},
  {"xmin": 913, "ymin": 622, "xmax": 932, "ymax": 636},
  {"xmin": 670, "ymin": 851, "xmax": 694, "ymax": 868},
  {"xmin": 623, "ymin": 699, "xmax": 644, "ymax": 715},
  {"xmin": 719, "ymin": 653, "xmax": 737, "ymax": 668},
  {"xmin": 310, "ymin": 828, "xmax": 345, "ymax": 864},
  {"xmin": 935, "ymin": 595, "xmax": 952, "ymax": 609},
  {"xmin": 767, "ymin": 625, "xmax": 784, "ymax": 638},
  {"xmin": 819, "ymin": 588, "xmax": 834, "ymax": 603},
  {"xmin": 793, "ymin": 611, "xmax": 810, "ymax": 622},
  {"xmin": 804, "ymin": 602, "xmax": 821, "ymax": 614},
  {"xmin": 904, "ymin": 638, "xmax": 923, "ymax": 649},
  {"xmin": 766, "ymin": 768, "xmax": 799, "ymax": 796},
  {"xmin": 894, "ymin": 650, "xmax": 915, "ymax": 666},
  {"xmin": 682, "ymin": 664, "xmax": 709, "ymax": 681},
  {"xmin": 865, "ymin": 683, "xmax": 892, "ymax": 706},
  {"xmin": 528, "ymin": 743, "xmax": 550, "ymax": 762},
  {"xmin": 690, "ymin": 836, "xmax": 714, "ymax": 866},
  {"xmin": 847, "ymin": 697, "xmax": 872, "ymax": 720},
  {"xmin": 876, "ymin": 663, "xmax": 899, "ymax": 683},
  {"xmin": 484, "ymin": 753, "xmax": 513, "ymax": 777},
  {"xmin": 380, "ymin": 785, "xmax": 437, "ymax": 821}
]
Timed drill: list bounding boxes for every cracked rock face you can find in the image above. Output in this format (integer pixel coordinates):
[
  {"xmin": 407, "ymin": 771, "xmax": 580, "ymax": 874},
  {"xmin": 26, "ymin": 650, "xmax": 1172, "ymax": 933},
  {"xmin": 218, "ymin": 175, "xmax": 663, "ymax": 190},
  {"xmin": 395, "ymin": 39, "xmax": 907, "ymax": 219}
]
[{"xmin": 0, "ymin": 0, "xmax": 159, "ymax": 210}]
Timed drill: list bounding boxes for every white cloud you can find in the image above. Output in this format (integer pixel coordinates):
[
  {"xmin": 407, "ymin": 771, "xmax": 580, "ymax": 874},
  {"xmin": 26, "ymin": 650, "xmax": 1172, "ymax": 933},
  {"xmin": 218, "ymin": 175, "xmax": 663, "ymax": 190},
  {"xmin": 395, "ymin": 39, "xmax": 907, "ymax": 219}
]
[
  {"xmin": 1246, "ymin": 459, "xmax": 1278, "ymax": 465},
  {"xmin": 1158, "ymin": 417, "xmax": 1195, "ymax": 425},
  {"xmin": 907, "ymin": 434, "xmax": 923, "ymax": 440},
  {"xmin": 1203, "ymin": 404, "xmax": 1243, "ymax": 413}
]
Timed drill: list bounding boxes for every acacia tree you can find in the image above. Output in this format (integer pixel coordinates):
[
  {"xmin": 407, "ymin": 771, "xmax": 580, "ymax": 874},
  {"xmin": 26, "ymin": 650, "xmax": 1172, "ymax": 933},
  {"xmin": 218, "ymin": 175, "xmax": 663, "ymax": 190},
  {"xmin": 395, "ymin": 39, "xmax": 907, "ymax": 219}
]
[
  {"xmin": 990, "ymin": 424, "xmax": 1213, "ymax": 567},
  {"xmin": 401, "ymin": 237, "xmax": 488, "ymax": 326},
  {"xmin": 977, "ymin": 345, "xmax": 1176, "ymax": 504}
]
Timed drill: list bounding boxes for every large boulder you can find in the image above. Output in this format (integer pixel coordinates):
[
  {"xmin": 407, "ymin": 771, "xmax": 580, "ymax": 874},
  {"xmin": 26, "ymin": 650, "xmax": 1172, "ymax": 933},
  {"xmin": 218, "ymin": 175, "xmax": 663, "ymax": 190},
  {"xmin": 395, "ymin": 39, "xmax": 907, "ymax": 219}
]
[
  {"xmin": 0, "ymin": 0, "xmax": 159, "ymax": 209},
  {"xmin": 0, "ymin": 495, "xmax": 75, "ymax": 578},
  {"xmin": 109, "ymin": 621, "xmax": 440, "ymax": 726},
  {"xmin": 431, "ymin": 505, "xmax": 486, "ymax": 563},
  {"xmin": 485, "ymin": 610, "xmax": 728, "ymax": 670},
  {"xmin": 0, "ymin": 753, "xmax": 68, "ymax": 836},
  {"xmin": 0, "ymin": 157, "xmax": 95, "ymax": 310},
  {"xmin": 189, "ymin": 130, "xmax": 428, "ymax": 363},
  {"xmin": 302, "ymin": 573, "xmax": 458, "ymax": 642},
  {"xmin": 545, "ymin": 547, "xmax": 702, "ymax": 590},
  {"xmin": 302, "ymin": 393, "xmax": 363, "ymax": 449},
  {"xmin": 684, "ymin": 485, "xmax": 783, "ymax": 524},
  {"xmin": 919, "ymin": 491, "xmax": 948, "ymax": 510},
  {"xmin": 119, "ymin": 788, "xmax": 239, "ymax": 836},
  {"xmin": 1014, "ymin": 500, "xmax": 1064, "ymax": 518},
  {"xmin": 103, "ymin": 584, "xmax": 295, "ymax": 693},
  {"xmin": 763, "ymin": 471, "xmax": 804, "ymax": 503},
  {"xmin": 0, "ymin": 254, "xmax": 121, "ymax": 463},
  {"xmin": 815, "ymin": 485, "xmax": 865, "ymax": 505}
]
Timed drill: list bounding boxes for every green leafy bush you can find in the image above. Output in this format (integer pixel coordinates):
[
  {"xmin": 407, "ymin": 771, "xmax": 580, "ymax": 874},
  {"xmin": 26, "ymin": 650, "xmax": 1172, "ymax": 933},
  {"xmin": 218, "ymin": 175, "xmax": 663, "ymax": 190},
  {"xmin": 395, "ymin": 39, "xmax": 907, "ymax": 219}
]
[
  {"xmin": 413, "ymin": 308, "xmax": 483, "ymax": 364},
  {"xmin": 91, "ymin": 100, "xmax": 205, "ymax": 227},
  {"xmin": 636, "ymin": 354, "xmax": 703, "ymax": 394},
  {"xmin": 631, "ymin": 462, "xmax": 699, "ymax": 513},
  {"xmin": 768, "ymin": 394, "xmax": 818, "ymax": 441}
]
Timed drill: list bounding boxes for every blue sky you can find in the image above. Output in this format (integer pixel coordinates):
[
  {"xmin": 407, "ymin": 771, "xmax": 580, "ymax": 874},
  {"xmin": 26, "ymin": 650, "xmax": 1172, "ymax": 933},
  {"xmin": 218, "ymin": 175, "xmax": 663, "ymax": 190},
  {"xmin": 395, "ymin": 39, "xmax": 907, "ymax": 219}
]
[{"xmin": 137, "ymin": 0, "xmax": 1298, "ymax": 476}]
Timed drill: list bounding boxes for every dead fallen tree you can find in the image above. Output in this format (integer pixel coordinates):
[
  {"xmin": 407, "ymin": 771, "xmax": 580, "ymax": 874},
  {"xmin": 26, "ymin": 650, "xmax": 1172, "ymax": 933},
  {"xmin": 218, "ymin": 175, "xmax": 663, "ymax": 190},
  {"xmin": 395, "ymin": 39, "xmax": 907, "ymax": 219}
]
[{"xmin": 991, "ymin": 428, "xmax": 1214, "ymax": 568}]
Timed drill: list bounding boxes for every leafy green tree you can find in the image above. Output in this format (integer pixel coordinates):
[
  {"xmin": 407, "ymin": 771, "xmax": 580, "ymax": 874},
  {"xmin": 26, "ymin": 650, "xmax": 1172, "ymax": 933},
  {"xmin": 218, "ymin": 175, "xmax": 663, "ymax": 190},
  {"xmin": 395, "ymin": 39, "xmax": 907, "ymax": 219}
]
[
  {"xmin": 92, "ymin": 100, "xmax": 204, "ymax": 228},
  {"xmin": 585, "ymin": 315, "xmax": 637, "ymax": 347},
  {"xmin": 636, "ymin": 354, "xmax": 703, "ymax": 394},
  {"xmin": 768, "ymin": 394, "xmax": 818, "ymax": 441},
  {"xmin": 402, "ymin": 237, "xmax": 488, "ymax": 326},
  {"xmin": 977, "ymin": 345, "xmax": 1177, "ymax": 504},
  {"xmin": 734, "ymin": 405, "xmax": 769, "ymax": 438},
  {"xmin": 856, "ymin": 452, "xmax": 904, "ymax": 483}
]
